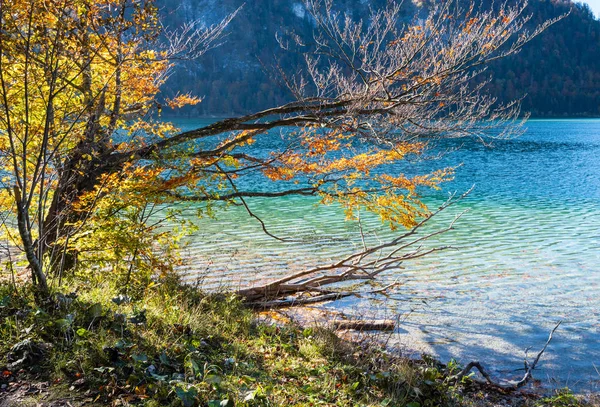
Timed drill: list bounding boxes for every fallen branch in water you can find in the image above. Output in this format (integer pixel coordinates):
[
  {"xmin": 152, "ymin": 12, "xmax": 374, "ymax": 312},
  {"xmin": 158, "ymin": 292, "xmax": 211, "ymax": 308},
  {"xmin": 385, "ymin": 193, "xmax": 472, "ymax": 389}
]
[
  {"xmin": 246, "ymin": 291, "xmax": 354, "ymax": 309},
  {"xmin": 331, "ymin": 319, "xmax": 396, "ymax": 332},
  {"xmin": 237, "ymin": 189, "xmax": 472, "ymax": 307},
  {"xmin": 450, "ymin": 321, "xmax": 562, "ymax": 390},
  {"xmin": 245, "ymin": 281, "xmax": 405, "ymax": 309}
]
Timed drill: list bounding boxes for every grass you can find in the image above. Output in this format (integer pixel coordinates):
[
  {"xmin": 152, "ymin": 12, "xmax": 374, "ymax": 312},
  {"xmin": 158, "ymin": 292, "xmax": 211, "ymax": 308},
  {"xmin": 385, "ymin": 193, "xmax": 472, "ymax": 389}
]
[{"xmin": 0, "ymin": 276, "xmax": 595, "ymax": 407}]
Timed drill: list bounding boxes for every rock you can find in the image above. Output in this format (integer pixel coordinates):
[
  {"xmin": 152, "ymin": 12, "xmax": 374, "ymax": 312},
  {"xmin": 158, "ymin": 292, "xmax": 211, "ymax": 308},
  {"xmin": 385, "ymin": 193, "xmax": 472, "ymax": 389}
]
[
  {"xmin": 6, "ymin": 340, "xmax": 51, "ymax": 370},
  {"xmin": 111, "ymin": 294, "xmax": 131, "ymax": 305},
  {"xmin": 72, "ymin": 378, "xmax": 86, "ymax": 387}
]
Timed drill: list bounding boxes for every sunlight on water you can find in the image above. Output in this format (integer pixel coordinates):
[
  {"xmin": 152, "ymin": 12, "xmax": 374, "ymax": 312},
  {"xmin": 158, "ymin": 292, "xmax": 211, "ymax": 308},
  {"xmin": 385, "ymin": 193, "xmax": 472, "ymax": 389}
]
[{"xmin": 171, "ymin": 118, "xmax": 600, "ymax": 391}]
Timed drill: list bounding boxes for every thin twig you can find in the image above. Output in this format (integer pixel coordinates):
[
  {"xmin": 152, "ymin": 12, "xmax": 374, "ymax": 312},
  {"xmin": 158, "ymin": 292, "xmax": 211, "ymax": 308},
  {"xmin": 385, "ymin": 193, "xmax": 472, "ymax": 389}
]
[{"xmin": 451, "ymin": 321, "xmax": 562, "ymax": 390}]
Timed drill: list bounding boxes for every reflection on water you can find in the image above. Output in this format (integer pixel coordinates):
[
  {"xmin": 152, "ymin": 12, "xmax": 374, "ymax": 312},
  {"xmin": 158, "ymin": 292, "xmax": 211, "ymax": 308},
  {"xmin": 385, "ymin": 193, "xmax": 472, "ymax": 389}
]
[{"xmin": 173, "ymin": 118, "xmax": 600, "ymax": 391}]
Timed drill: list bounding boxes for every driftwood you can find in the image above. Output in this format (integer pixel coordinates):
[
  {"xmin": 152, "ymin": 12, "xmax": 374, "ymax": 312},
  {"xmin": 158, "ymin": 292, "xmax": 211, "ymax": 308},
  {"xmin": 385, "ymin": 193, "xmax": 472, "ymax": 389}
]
[
  {"xmin": 331, "ymin": 319, "xmax": 396, "ymax": 332},
  {"xmin": 247, "ymin": 292, "xmax": 354, "ymax": 309},
  {"xmin": 237, "ymin": 189, "xmax": 471, "ymax": 307},
  {"xmin": 450, "ymin": 321, "xmax": 562, "ymax": 390}
]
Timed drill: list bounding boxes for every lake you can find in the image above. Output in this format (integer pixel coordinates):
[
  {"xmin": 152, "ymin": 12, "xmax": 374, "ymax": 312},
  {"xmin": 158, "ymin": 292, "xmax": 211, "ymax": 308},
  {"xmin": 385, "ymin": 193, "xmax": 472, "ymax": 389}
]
[{"xmin": 171, "ymin": 118, "xmax": 600, "ymax": 391}]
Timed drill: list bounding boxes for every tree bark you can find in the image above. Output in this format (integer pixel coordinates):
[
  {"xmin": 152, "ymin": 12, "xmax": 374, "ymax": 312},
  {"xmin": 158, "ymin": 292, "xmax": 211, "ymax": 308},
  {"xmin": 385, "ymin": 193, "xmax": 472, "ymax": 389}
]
[
  {"xmin": 14, "ymin": 186, "xmax": 49, "ymax": 295},
  {"xmin": 40, "ymin": 147, "xmax": 116, "ymax": 274}
]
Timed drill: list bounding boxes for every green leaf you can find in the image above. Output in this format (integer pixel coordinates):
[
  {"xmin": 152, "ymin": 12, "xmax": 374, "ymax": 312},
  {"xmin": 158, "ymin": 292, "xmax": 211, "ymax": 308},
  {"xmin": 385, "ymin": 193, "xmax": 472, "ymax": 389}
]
[
  {"xmin": 132, "ymin": 353, "xmax": 148, "ymax": 363},
  {"xmin": 406, "ymin": 403, "xmax": 420, "ymax": 407},
  {"xmin": 129, "ymin": 309, "xmax": 147, "ymax": 324},
  {"xmin": 190, "ymin": 358, "xmax": 200, "ymax": 376},
  {"xmin": 89, "ymin": 303, "xmax": 103, "ymax": 318},
  {"xmin": 159, "ymin": 350, "xmax": 170, "ymax": 366},
  {"xmin": 55, "ymin": 319, "xmax": 72, "ymax": 328},
  {"xmin": 175, "ymin": 386, "xmax": 198, "ymax": 407},
  {"xmin": 76, "ymin": 328, "xmax": 89, "ymax": 338},
  {"xmin": 111, "ymin": 295, "xmax": 131, "ymax": 305},
  {"xmin": 93, "ymin": 366, "xmax": 115, "ymax": 374},
  {"xmin": 115, "ymin": 339, "xmax": 133, "ymax": 350},
  {"xmin": 240, "ymin": 375, "xmax": 256, "ymax": 384},
  {"xmin": 205, "ymin": 374, "xmax": 222, "ymax": 385},
  {"xmin": 0, "ymin": 295, "xmax": 10, "ymax": 307},
  {"xmin": 171, "ymin": 373, "xmax": 185, "ymax": 382},
  {"xmin": 150, "ymin": 373, "xmax": 168, "ymax": 382}
]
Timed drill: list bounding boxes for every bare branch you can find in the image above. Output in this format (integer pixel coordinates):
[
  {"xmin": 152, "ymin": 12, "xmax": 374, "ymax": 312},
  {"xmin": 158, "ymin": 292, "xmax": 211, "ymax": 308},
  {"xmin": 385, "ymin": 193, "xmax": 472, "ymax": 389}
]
[
  {"xmin": 162, "ymin": 7, "xmax": 241, "ymax": 61},
  {"xmin": 451, "ymin": 321, "xmax": 562, "ymax": 390},
  {"xmin": 238, "ymin": 189, "xmax": 470, "ymax": 304}
]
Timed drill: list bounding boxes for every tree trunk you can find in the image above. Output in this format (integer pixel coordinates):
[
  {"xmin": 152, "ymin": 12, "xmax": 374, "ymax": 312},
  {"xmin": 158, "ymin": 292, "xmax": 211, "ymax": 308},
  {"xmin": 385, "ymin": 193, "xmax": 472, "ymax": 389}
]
[
  {"xmin": 40, "ymin": 148, "xmax": 116, "ymax": 275},
  {"xmin": 14, "ymin": 187, "xmax": 49, "ymax": 296}
]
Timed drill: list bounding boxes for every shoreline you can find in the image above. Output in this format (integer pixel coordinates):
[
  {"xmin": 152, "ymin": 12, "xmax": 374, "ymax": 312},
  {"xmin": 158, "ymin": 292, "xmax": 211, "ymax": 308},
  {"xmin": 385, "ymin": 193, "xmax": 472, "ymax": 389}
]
[
  {"xmin": 1, "ymin": 278, "xmax": 597, "ymax": 406},
  {"xmin": 263, "ymin": 303, "xmax": 581, "ymax": 395}
]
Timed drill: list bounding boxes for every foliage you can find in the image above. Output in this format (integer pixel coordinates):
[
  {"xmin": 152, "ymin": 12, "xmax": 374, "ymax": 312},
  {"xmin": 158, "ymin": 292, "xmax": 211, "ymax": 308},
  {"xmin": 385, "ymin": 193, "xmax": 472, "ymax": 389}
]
[
  {"xmin": 0, "ymin": 279, "xmax": 442, "ymax": 406},
  {"xmin": 539, "ymin": 388, "xmax": 583, "ymax": 407},
  {"xmin": 0, "ymin": 0, "xmax": 230, "ymax": 294}
]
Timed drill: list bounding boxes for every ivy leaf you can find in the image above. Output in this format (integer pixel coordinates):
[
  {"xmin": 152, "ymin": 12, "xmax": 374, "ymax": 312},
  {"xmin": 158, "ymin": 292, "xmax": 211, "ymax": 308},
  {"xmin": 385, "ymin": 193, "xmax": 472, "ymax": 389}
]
[
  {"xmin": 89, "ymin": 303, "xmax": 103, "ymax": 318},
  {"xmin": 150, "ymin": 373, "xmax": 168, "ymax": 382},
  {"xmin": 129, "ymin": 309, "xmax": 147, "ymax": 325},
  {"xmin": 175, "ymin": 386, "xmax": 198, "ymax": 407},
  {"xmin": 132, "ymin": 353, "xmax": 148, "ymax": 363}
]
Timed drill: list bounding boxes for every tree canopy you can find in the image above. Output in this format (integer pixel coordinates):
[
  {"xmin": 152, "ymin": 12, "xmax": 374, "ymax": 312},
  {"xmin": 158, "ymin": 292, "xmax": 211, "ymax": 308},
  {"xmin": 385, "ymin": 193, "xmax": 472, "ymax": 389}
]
[{"xmin": 0, "ymin": 0, "xmax": 562, "ymax": 299}]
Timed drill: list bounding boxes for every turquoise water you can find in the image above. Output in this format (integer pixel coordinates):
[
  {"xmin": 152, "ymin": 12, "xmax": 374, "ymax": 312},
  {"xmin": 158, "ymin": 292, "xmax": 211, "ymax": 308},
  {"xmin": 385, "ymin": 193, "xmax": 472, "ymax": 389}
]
[{"xmin": 172, "ymin": 118, "xmax": 600, "ymax": 391}]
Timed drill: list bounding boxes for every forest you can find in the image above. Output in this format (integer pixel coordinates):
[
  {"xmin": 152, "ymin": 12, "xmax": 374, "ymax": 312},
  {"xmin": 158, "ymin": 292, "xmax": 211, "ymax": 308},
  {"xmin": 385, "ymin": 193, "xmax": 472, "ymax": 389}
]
[{"xmin": 160, "ymin": 0, "xmax": 600, "ymax": 117}]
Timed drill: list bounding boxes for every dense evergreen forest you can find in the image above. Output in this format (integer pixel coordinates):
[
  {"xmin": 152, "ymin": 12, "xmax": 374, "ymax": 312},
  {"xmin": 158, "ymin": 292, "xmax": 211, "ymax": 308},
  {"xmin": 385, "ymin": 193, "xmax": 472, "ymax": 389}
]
[{"xmin": 158, "ymin": 0, "xmax": 600, "ymax": 117}]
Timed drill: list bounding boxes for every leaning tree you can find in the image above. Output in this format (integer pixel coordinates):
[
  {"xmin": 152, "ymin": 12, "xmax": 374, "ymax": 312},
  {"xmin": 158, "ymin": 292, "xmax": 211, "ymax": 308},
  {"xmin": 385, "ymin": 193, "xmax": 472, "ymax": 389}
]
[{"xmin": 0, "ymin": 0, "xmax": 563, "ymax": 300}]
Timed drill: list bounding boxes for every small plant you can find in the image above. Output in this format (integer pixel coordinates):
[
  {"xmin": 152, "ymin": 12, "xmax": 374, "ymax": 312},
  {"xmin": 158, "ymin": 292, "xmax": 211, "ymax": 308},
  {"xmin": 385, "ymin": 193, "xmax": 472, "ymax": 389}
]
[{"xmin": 540, "ymin": 388, "xmax": 581, "ymax": 407}]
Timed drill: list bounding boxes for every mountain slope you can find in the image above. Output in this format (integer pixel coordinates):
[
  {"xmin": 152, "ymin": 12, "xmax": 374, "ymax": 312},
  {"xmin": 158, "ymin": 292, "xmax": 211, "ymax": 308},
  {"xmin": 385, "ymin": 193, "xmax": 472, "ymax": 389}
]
[{"xmin": 158, "ymin": 0, "xmax": 600, "ymax": 117}]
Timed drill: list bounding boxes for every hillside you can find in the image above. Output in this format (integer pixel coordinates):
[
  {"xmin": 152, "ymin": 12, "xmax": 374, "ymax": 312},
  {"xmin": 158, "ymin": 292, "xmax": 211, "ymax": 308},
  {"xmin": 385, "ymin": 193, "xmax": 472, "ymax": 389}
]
[{"xmin": 158, "ymin": 0, "xmax": 600, "ymax": 117}]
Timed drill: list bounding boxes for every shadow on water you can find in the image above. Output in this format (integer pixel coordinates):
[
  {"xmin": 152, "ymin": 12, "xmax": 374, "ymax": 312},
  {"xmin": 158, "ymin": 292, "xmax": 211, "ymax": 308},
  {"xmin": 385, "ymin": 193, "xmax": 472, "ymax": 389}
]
[{"xmin": 323, "ymin": 293, "xmax": 600, "ymax": 393}]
